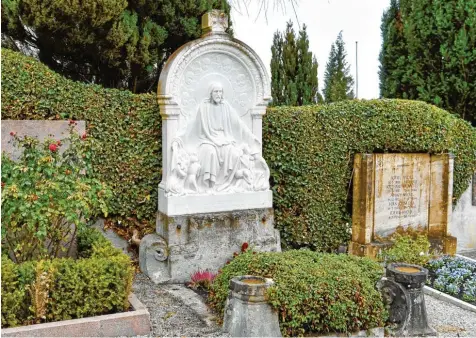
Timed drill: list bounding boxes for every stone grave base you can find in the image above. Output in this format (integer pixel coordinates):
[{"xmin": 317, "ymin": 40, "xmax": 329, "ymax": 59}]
[
  {"xmin": 349, "ymin": 235, "xmax": 457, "ymax": 258},
  {"xmin": 140, "ymin": 208, "xmax": 281, "ymax": 284}
]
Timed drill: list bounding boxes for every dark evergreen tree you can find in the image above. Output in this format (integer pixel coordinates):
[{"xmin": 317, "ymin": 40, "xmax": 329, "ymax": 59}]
[
  {"xmin": 378, "ymin": 0, "xmax": 415, "ymax": 99},
  {"xmin": 379, "ymin": 0, "xmax": 476, "ymax": 124},
  {"xmin": 1, "ymin": 0, "xmax": 230, "ymax": 92},
  {"xmin": 323, "ymin": 31, "xmax": 354, "ymax": 103},
  {"xmin": 270, "ymin": 22, "xmax": 319, "ymax": 106}
]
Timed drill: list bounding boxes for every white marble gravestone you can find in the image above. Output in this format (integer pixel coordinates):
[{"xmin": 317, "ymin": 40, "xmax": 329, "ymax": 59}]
[
  {"xmin": 139, "ymin": 10, "xmax": 280, "ymax": 283},
  {"xmin": 157, "ymin": 10, "xmax": 272, "ymax": 216}
]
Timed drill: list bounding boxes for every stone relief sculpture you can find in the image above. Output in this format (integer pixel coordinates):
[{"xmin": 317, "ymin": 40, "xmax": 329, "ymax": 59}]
[{"xmin": 166, "ymin": 82, "xmax": 270, "ymax": 196}]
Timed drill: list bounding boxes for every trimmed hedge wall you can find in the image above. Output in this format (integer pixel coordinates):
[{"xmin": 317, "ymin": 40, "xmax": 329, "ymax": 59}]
[
  {"xmin": 2, "ymin": 49, "xmax": 476, "ymax": 251},
  {"xmin": 264, "ymin": 101, "xmax": 476, "ymax": 250},
  {"xmin": 1, "ymin": 228, "xmax": 134, "ymax": 328},
  {"xmin": 208, "ymin": 250, "xmax": 387, "ymax": 336}
]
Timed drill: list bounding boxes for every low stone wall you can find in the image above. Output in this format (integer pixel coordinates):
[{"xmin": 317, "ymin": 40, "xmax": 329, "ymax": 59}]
[{"xmin": 1, "ymin": 294, "xmax": 151, "ymax": 337}]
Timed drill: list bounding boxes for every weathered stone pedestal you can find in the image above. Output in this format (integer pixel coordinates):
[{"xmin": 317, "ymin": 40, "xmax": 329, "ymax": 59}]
[
  {"xmin": 378, "ymin": 263, "xmax": 436, "ymax": 337},
  {"xmin": 140, "ymin": 209, "xmax": 280, "ymax": 283},
  {"xmin": 223, "ymin": 276, "xmax": 282, "ymax": 337}
]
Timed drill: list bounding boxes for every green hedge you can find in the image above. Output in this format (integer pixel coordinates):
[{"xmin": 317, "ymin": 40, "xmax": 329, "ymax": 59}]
[
  {"xmin": 2, "ymin": 49, "xmax": 475, "ymax": 251},
  {"xmin": 263, "ymin": 101, "xmax": 476, "ymax": 251},
  {"xmin": 1, "ymin": 48, "xmax": 161, "ymax": 228},
  {"xmin": 208, "ymin": 250, "xmax": 387, "ymax": 336},
  {"xmin": 1, "ymin": 228, "xmax": 134, "ymax": 328}
]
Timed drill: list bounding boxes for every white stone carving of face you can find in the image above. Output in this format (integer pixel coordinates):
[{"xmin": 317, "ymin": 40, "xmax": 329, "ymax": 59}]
[{"xmin": 209, "ymin": 83, "xmax": 223, "ymax": 104}]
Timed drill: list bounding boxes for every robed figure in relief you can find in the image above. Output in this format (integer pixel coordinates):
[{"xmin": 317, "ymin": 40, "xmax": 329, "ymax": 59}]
[{"xmin": 166, "ymin": 82, "xmax": 269, "ymax": 195}]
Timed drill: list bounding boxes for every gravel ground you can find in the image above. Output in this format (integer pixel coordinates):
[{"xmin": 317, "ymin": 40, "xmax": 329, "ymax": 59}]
[
  {"xmin": 132, "ymin": 273, "xmax": 225, "ymax": 337},
  {"xmin": 426, "ymin": 293, "xmax": 476, "ymax": 337},
  {"xmin": 133, "ymin": 272, "xmax": 476, "ymax": 337}
]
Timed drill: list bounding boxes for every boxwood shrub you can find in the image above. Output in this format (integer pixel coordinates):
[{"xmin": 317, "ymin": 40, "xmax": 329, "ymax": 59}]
[
  {"xmin": 208, "ymin": 250, "xmax": 387, "ymax": 336},
  {"xmin": 1, "ymin": 228, "xmax": 134, "ymax": 328},
  {"xmin": 2, "ymin": 49, "xmax": 475, "ymax": 251}
]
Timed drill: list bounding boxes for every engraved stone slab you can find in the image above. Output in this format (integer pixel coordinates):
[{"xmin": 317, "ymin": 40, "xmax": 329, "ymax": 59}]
[
  {"xmin": 350, "ymin": 153, "xmax": 456, "ymax": 257},
  {"xmin": 374, "ymin": 154, "xmax": 430, "ymax": 237}
]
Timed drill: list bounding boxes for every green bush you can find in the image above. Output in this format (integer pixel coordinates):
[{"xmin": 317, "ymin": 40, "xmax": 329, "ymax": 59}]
[
  {"xmin": 1, "ymin": 128, "xmax": 112, "ymax": 263},
  {"xmin": 263, "ymin": 101, "xmax": 476, "ymax": 251},
  {"xmin": 377, "ymin": 232, "xmax": 434, "ymax": 266},
  {"xmin": 1, "ymin": 228, "xmax": 133, "ymax": 328},
  {"xmin": 208, "ymin": 250, "xmax": 387, "ymax": 336},
  {"xmin": 2, "ymin": 49, "xmax": 475, "ymax": 250},
  {"xmin": 1, "ymin": 48, "xmax": 161, "ymax": 229}
]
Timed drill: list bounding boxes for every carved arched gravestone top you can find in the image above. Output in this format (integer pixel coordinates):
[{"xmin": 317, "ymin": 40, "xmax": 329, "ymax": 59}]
[
  {"xmin": 156, "ymin": 10, "xmax": 273, "ymax": 216},
  {"xmin": 158, "ymin": 34, "xmax": 271, "ymax": 130}
]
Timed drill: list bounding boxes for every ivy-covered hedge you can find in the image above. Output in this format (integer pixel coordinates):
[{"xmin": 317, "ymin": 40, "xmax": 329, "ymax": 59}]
[
  {"xmin": 263, "ymin": 101, "xmax": 476, "ymax": 251},
  {"xmin": 208, "ymin": 250, "xmax": 387, "ymax": 336},
  {"xmin": 1, "ymin": 48, "xmax": 161, "ymax": 228},
  {"xmin": 2, "ymin": 49, "xmax": 476, "ymax": 251},
  {"xmin": 1, "ymin": 228, "xmax": 134, "ymax": 328}
]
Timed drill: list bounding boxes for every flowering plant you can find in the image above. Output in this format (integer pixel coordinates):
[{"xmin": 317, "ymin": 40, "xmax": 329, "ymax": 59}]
[
  {"xmin": 426, "ymin": 256, "xmax": 476, "ymax": 304},
  {"xmin": 1, "ymin": 127, "xmax": 112, "ymax": 263},
  {"xmin": 189, "ymin": 270, "xmax": 217, "ymax": 291}
]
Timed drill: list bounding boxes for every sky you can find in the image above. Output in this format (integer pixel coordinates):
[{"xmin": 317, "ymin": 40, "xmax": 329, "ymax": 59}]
[{"xmin": 230, "ymin": 0, "xmax": 391, "ymax": 99}]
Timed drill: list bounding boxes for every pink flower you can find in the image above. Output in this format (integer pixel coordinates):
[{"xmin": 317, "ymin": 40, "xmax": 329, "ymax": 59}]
[
  {"xmin": 10, "ymin": 131, "xmax": 16, "ymax": 136},
  {"xmin": 49, "ymin": 143, "xmax": 58, "ymax": 152},
  {"xmin": 81, "ymin": 133, "xmax": 87, "ymax": 140}
]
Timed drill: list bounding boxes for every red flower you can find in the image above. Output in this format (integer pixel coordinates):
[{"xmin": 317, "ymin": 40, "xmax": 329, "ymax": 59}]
[
  {"xmin": 10, "ymin": 131, "xmax": 16, "ymax": 136},
  {"xmin": 49, "ymin": 143, "xmax": 58, "ymax": 152},
  {"xmin": 81, "ymin": 133, "xmax": 87, "ymax": 140},
  {"xmin": 68, "ymin": 119, "xmax": 76, "ymax": 125},
  {"xmin": 241, "ymin": 242, "xmax": 249, "ymax": 252},
  {"xmin": 56, "ymin": 140, "xmax": 62, "ymax": 146}
]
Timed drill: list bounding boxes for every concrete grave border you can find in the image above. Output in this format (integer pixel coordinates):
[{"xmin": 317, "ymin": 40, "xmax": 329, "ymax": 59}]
[{"xmin": 1, "ymin": 294, "xmax": 151, "ymax": 337}]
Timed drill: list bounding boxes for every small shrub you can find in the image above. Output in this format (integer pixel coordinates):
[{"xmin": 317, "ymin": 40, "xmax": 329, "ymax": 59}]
[
  {"xmin": 377, "ymin": 232, "xmax": 433, "ymax": 266},
  {"xmin": 208, "ymin": 250, "xmax": 387, "ymax": 336},
  {"xmin": 1, "ymin": 228, "xmax": 133, "ymax": 328},
  {"xmin": 1, "ymin": 128, "xmax": 112, "ymax": 263}
]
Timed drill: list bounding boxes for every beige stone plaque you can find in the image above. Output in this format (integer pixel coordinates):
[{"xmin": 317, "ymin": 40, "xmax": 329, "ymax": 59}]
[
  {"xmin": 374, "ymin": 154, "xmax": 430, "ymax": 237},
  {"xmin": 349, "ymin": 153, "xmax": 456, "ymax": 257}
]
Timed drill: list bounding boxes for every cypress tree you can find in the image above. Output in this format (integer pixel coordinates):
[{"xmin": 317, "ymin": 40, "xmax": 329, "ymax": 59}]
[
  {"xmin": 379, "ymin": 0, "xmax": 476, "ymax": 124},
  {"xmin": 270, "ymin": 22, "xmax": 320, "ymax": 106},
  {"xmin": 323, "ymin": 31, "xmax": 354, "ymax": 103},
  {"xmin": 1, "ymin": 0, "xmax": 231, "ymax": 93}
]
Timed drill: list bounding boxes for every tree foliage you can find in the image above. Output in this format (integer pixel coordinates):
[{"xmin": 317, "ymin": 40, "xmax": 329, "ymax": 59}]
[
  {"xmin": 270, "ymin": 22, "xmax": 320, "ymax": 106},
  {"xmin": 1, "ymin": 0, "xmax": 230, "ymax": 92},
  {"xmin": 379, "ymin": 0, "xmax": 476, "ymax": 125},
  {"xmin": 323, "ymin": 31, "xmax": 355, "ymax": 103}
]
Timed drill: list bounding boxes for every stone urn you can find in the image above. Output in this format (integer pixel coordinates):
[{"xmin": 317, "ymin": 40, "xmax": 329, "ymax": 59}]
[
  {"xmin": 378, "ymin": 263, "xmax": 436, "ymax": 336},
  {"xmin": 223, "ymin": 275, "xmax": 281, "ymax": 337}
]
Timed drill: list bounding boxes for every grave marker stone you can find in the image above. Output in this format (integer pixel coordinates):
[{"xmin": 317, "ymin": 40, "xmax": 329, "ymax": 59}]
[
  {"xmin": 139, "ymin": 10, "xmax": 281, "ymax": 283},
  {"xmin": 350, "ymin": 153, "xmax": 456, "ymax": 257}
]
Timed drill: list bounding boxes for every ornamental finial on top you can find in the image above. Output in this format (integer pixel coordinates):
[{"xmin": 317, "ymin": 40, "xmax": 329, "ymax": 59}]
[{"xmin": 201, "ymin": 10, "xmax": 228, "ymax": 36}]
